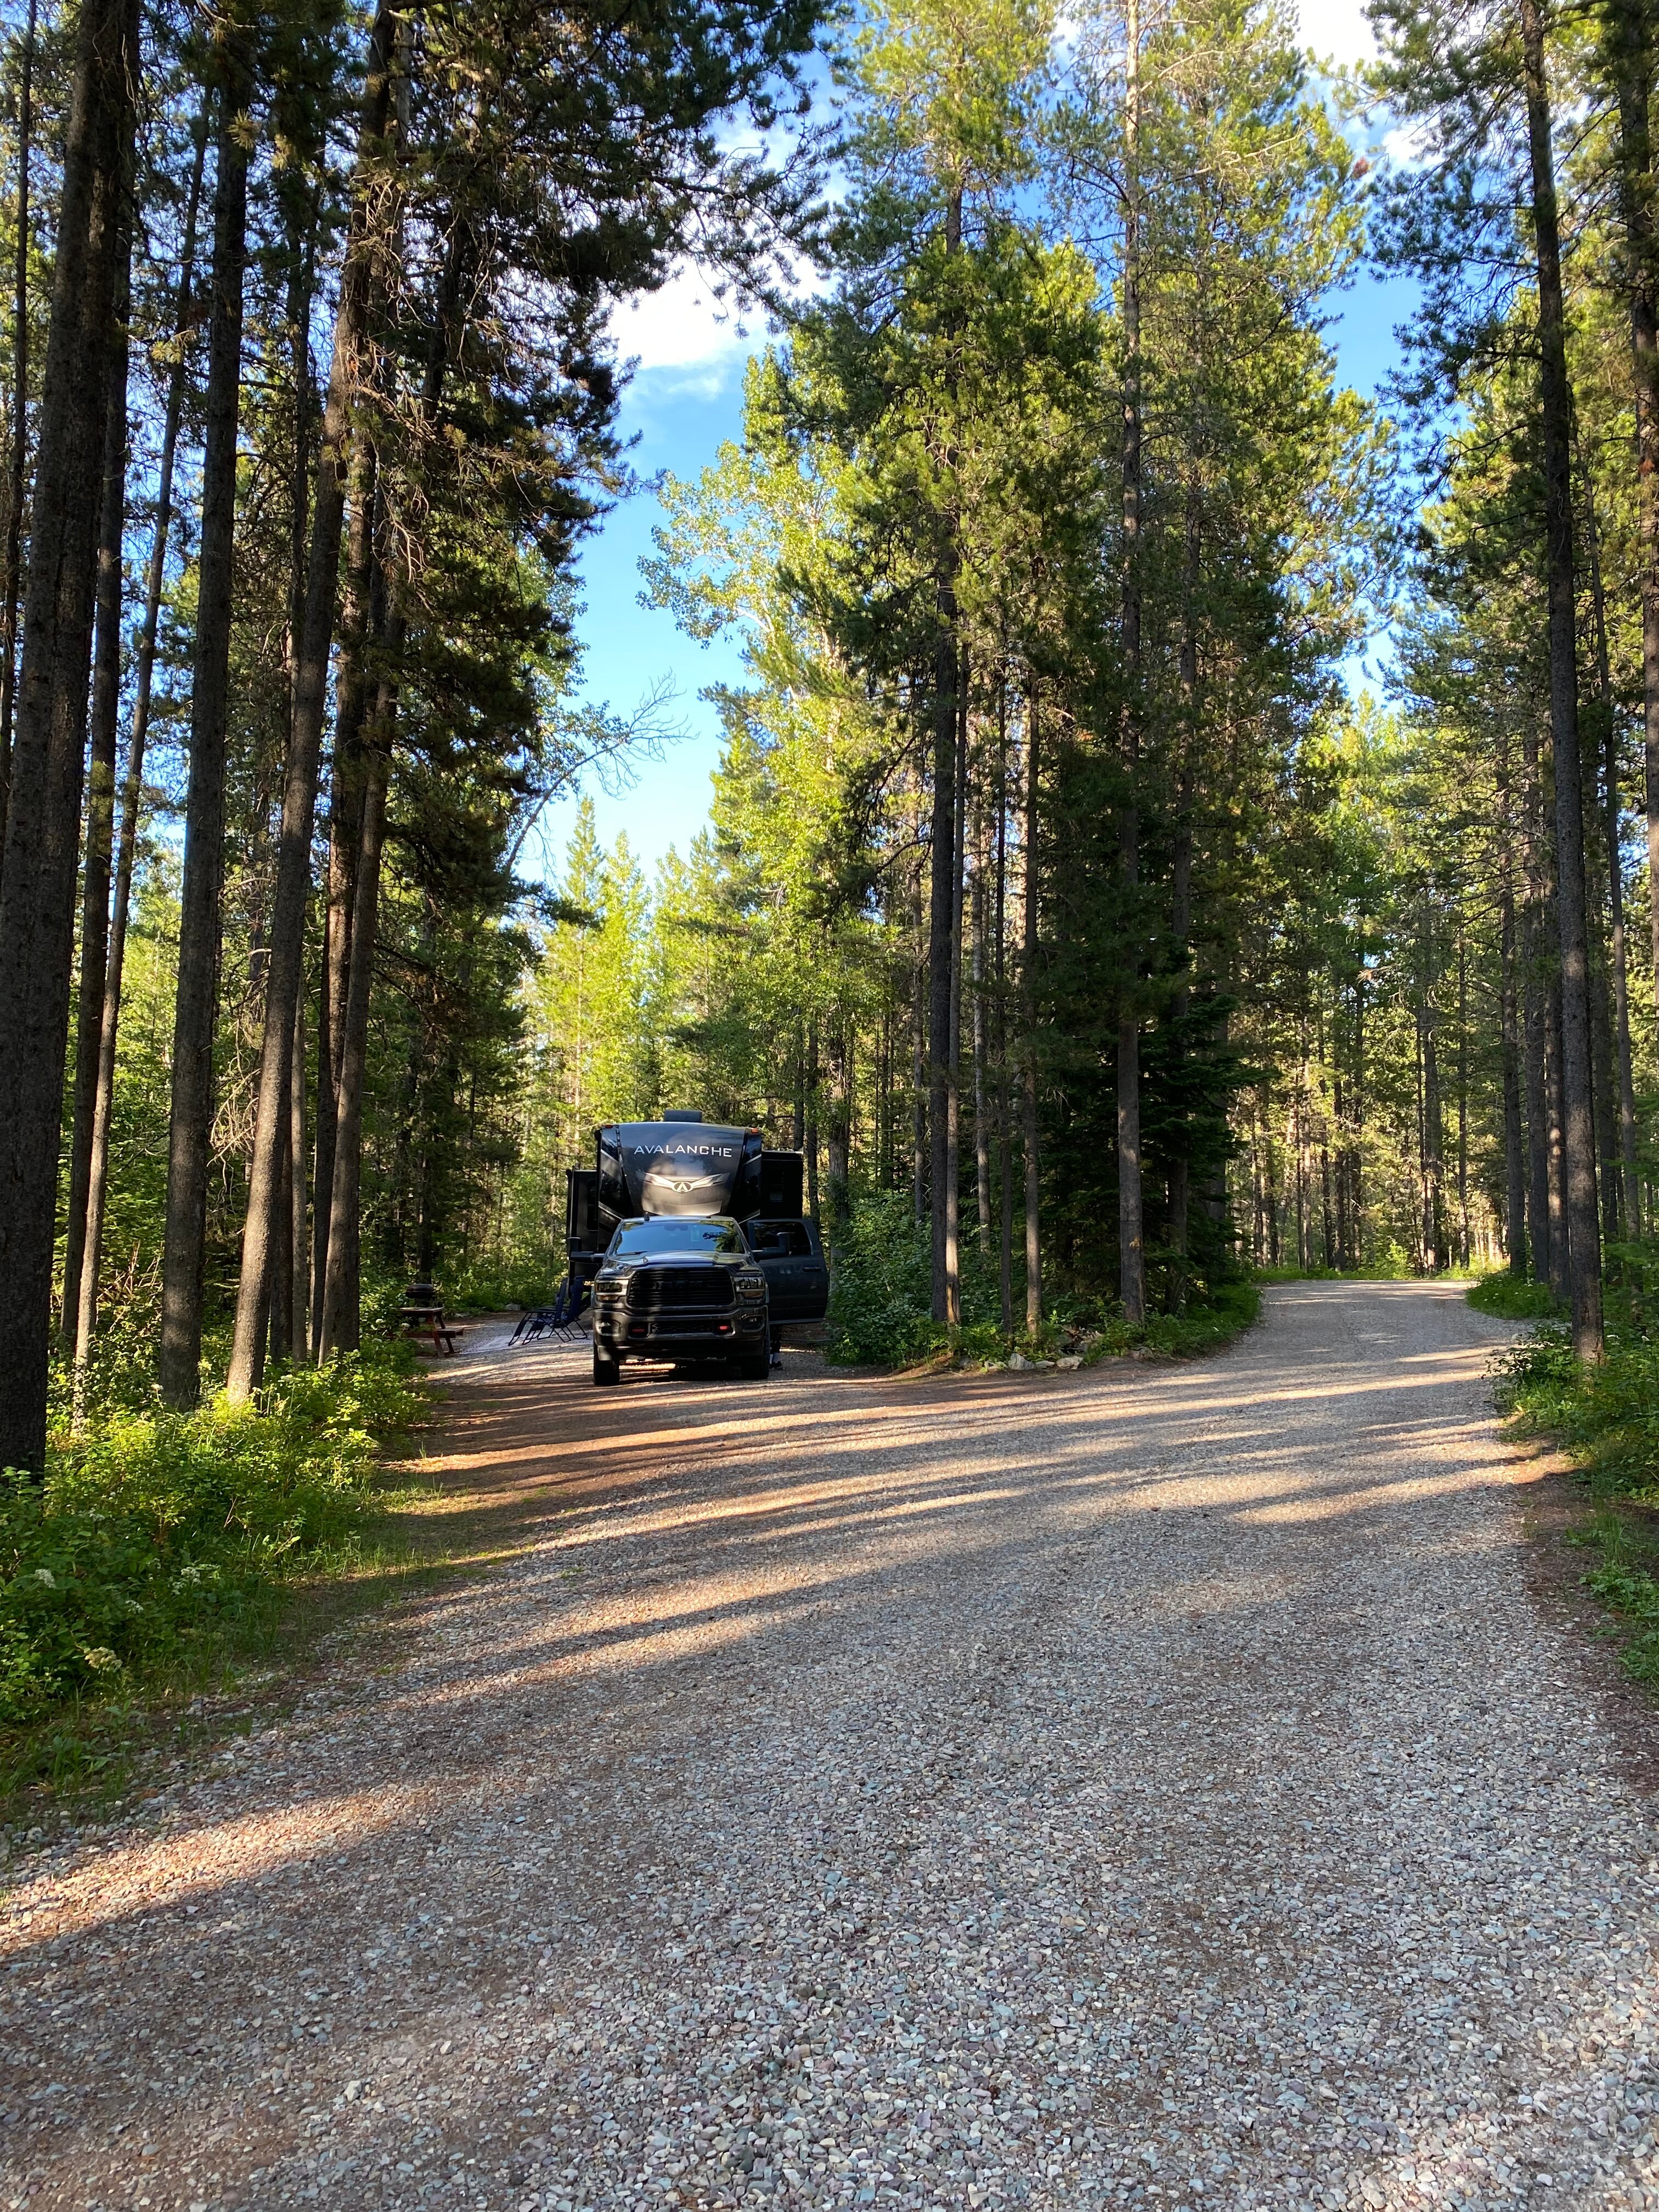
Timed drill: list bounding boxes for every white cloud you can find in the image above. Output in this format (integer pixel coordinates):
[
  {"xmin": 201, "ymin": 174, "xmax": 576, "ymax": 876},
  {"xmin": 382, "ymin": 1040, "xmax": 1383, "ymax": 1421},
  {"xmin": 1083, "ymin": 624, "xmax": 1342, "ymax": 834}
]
[
  {"xmin": 610, "ymin": 265, "xmax": 754, "ymax": 392},
  {"xmin": 1297, "ymin": 0, "xmax": 1376, "ymax": 66}
]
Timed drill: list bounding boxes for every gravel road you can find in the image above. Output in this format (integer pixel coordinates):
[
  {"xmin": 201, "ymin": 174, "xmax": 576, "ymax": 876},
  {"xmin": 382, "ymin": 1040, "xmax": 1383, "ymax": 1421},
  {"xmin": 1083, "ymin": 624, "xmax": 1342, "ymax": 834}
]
[{"xmin": 4, "ymin": 1278, "xmax": 1659, "ymax": 2212}]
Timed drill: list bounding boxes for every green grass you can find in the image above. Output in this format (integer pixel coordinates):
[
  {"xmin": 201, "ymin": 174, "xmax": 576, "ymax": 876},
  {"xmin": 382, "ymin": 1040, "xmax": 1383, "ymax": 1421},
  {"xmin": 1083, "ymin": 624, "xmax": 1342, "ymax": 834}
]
[{"xmin": 1468, "ymin": 1272, "xmax": 1560, "ymax": 1321}]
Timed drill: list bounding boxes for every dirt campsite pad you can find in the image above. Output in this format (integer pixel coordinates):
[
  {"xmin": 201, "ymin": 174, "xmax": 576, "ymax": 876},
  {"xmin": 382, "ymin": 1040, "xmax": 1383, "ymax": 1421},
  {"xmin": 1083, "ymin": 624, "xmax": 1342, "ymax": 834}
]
[{"xmin": 4, "ymin": 1280, "xmax": 1659, "ymax": 2210}]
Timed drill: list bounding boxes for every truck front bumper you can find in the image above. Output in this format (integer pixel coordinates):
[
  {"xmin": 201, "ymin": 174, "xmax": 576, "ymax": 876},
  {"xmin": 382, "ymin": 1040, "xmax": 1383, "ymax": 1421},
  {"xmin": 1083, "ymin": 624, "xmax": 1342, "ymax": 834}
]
[{"xmin": 594, "ymin": 1308, "xmax": 766, "ymax": 1358}]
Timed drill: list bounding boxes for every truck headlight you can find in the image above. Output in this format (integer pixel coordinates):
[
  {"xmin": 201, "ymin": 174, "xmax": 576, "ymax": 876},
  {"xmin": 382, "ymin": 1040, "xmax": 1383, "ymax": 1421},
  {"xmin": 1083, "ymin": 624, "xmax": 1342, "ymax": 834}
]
[{"xmin": 735, "ymin": 1274, "xmax": 765, "ymax": 1300}]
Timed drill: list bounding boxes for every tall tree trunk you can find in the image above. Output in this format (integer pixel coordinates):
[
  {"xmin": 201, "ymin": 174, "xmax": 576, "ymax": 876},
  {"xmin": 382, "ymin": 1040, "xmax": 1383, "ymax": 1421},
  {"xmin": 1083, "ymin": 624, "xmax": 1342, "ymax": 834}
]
[
  {"xmin": 0, "ymin": 0, "xmax": 37, "ymax": 853},
  {"xmin": 1021, "ymin": 686, "xmax": 1041, "ymax": 1333},
  {"xmin": 1582, "ymin": 443, "xmax": 1639, "ymax": 1244},
  {"xmin": 310, "ymin": 431, "xmax": 378, "ymax": 1348},
  {"xmin": 284, "ymin": 173, "xmax": 316, "ymax": 1353},
  {"xmin": 160, "ymin": 67, "xmax": 251, "ymax": 1408},
  {"xmin": 72, "ymin": 104, "xmax": 207, "ymax": 1388},
  {"xmin": 61, "ymin": 215, "xmax": 130, "ymax": 1358},
  {"xmin": 1591, "ymin": 928, "xmax": 1621, "ymax": 1246},
  {"xmin": 928, "ymin": 187, "xmax": 962, "ymax": 1328},
  {"xmin": 1605, "ymin": 0, "xmax": 1659, "ymax": 1029},
  {"xmin": 1167, "ymin": 486, "xmax": 1200, "ymax": 1277},
  {"xmin": 1421, "ymin": 915, "xmax": 1448, "ymax": 1271},
  {"xmin": 1116, "ymin": 0, "xmax": 1146, "ymax": 1328},
  {"xmin": 1609, "ymin": 720, "xmax": 1642, "ymax": 1239},
  {"xmin": 1546, "ymin": 971, "xmax": 1570, "ymax": 1307},
  {"xmin": 943, "ymin": 654, "xmax": 966, "ymax": 1328},
  {"xmin": 1499, "ymin": 752, "xmax": 1528, "ymax": 1273},
  {"xmin": 1522, "ymin": 709, "xmax": 1553, "ymax": 1287},
  {"xmin": 1457, "ymin": 929, "xmax": 1470, "ymax": 1266},
  {"xmin": 318, "ymin": 721, "xmax": 390, "ymax": 1360},
  {"xmin": 320, "ymin": 216, "xmax": 470, "ymax": 1357},
  {"xmin": 826, "ymin": 1021, "xmax": 851, "ymax": 1233},
  {"xmin": 911, "ymin": 876, "xmax": 926, "ymax": 1226},
  {"xmin": 970, "ymin": 791, "xmax": 991, "ymax": 1250},
  {"xmin": 805, "ymin": 1017, "xmax": 820, "ymax": 1227},
  {"xmin": 1520, "ymin": 0, "xmax": 1603, "ymax": 1356},
  {"xmin": 227, "ymin": 0, "xmax": 401, "ymax": 1403},
  {"xmin": 0, "ymin": 0, "xmax": 137, "ymax": 1475},
  {"xmin": 995, "ymin": 721, "xmax": 1013, "ymax": 1331},
  {"xmin": 289, "ymin": 994, "xmax": 307, "ymax": 1354},
  {"xmin": 1523, "ymin": 944, "xmax": 1551, "ymax": 1287}
]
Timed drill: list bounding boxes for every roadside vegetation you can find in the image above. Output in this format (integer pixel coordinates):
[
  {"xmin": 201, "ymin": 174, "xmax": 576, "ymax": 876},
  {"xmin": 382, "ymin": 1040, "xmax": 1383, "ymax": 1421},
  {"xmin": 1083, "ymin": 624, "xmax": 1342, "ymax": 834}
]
[
  {"xmin": 826, "ymin": 1193, "xmax": 1259, "ymax": 1368},
  {"xmin": 1, "ymin": 1312, "xmax": 428, "ymax": 1813},
  {"xmin": 1480, "ymin": 1267, "xmax": 1659, "ymax": 1686},
  {"xmin": 1468, "ymin": 1274, "xmax": 1561, "ymax": 1322}
]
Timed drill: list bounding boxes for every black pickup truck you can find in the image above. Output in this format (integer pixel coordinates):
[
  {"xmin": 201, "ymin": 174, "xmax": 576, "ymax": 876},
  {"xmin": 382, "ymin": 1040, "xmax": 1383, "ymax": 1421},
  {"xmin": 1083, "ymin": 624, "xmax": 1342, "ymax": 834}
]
[
  {"xmin": 566, "ymin": 1114, "xmax": 829, "ymax": 1387},
  {"xmin": 590, "ymin": 1216, "xmax": 771, "ymax": 1385}
]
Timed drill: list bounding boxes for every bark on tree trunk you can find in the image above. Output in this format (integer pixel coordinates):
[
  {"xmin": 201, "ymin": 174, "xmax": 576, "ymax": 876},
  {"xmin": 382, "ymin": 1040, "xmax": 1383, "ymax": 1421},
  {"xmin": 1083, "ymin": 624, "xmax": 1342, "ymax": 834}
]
[
  {"xmin": 227, "ymin": 1, "xmax": 401, "ymax": 1403},
  {"xmin": 805, "ymin": 1017, "xmax": 820, "ymax": 1227},
  {"xmin": 1116, "ymin": 0, "xmax": 1146, "ymax": 1329},
  {"xmin": 0, "ymin": 0, "xmax": 137, "ymax": 1475},
  {"xmin": 911, "ymin": 881, "xmax": 925, "ymax": 1226},
  {"xmin": 270, "ymin": 1110, "xmax": 294, "ymax": 1365},
  {"xmin": 310, "ymin": 431, "xmax": 378, "ymax": 1349},
  {"xmin": 970, "ymin": 791, "xmax": 991, "ymax": 1250},
  {"xmin": 159, "ymin": 66, "xmax": 250, "ymax": 1408},
  {"xmin": 284, "ymin": 178, "xmax": 315, "ymax": 1354},
  {"xmin": 0, "ymin": 0, "xmax": 37, "ymax": 854},
  {"xmin": 1421, "ymin": 910, "xmax": 1448, "ymax": 1272},
  {"xmin": 1546, "ymin": 970, "xmax": 1569, "ymax": 1308},
  {"xmin": 1605, "ymin": 0, "xmax": 1659, "ymax": 1032},
  {"xmin": 319, "ymin": 215, "xmax": 467, "ymax": 1357},
  {"xmin": 289, "ymin": 994, "xmax": 307, "ymax": 1356},
  {"xmin": 72, "ymin": 104, "xmax": 207, "ymax": 1389},
  {"xmin": 996, "ymin": 774, "xmax": 1013, "ymax": 1332},
  {"xmin": 1500, "ymin": 816, "xmax": 1528, "ymax": 1272},
  {"xmin": 1167, "ymin": 483, "xmax": 1200, "ymax": 1280},
  {"xmin": 1523, "ymin": 949, "xmax": 1551, "ymax": 1286},
  {"xmin": 61, "ymin": 217, "xmax": 130, "ymax": 1361},
  {"xmin": 1582, "ymin": 443, "xmax": 1639, "ymax": 1246},
  {"xmin": 928, "ymin": 195, "xmax": 962, "ymax": 1329},
  {"xmin": 1609, "ymin": 723, "xmax": 1643, "ymax": 1238},
  {"xmin": 318, "ymin": 721, "xmax": 391, "ymax": 1361},
  {"xmin": 1021, "ymin": 685, "xmax": 1041, "ymax": 1334},
  {"xmin": 943, "ymin": 657, "xmax": 966, "ymax": 1328},
  {"xmin": 1520, "ymin": 0, "xmax": 1603, "ymax": 1357}
]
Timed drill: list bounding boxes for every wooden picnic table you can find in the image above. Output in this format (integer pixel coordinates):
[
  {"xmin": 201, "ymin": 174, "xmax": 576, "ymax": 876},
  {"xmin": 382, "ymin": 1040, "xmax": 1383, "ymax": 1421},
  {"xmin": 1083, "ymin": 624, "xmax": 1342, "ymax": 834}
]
[{"xmin": 397, "ymin": 1303, "xmax": 465, "ymax": 1356}]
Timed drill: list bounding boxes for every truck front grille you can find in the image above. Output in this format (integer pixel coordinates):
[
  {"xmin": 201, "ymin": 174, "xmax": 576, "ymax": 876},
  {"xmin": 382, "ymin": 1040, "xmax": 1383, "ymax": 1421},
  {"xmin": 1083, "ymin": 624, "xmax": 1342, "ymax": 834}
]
[{"xmin": 628, "ymin": 1268, "xmax": 735, "ymax": 1312}]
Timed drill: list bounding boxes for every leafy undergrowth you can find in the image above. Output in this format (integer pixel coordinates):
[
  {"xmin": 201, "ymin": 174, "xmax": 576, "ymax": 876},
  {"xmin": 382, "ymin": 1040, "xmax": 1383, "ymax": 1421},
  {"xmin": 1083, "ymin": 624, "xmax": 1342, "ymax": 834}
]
[
  {"xmin": 826, "ymin": 1191, "xmax": 1259, "ymax": 1370},
  {"xmin": 1468, "ymin": 1272, "xmax": 1560, "ymax": 1321},
  {"xmin": 1566, "ymin": 1511, "xmax": 1659, "ymax": 1689},
  {"xmin": 1490, "ymin": 1285, "xmax": 1659, "ymax": 1686},
  {"xmin": 1, "ymin": 1345, "xmax": 431, "ymax": 1814},
  {"xmin": 444, "ymin": 1259, "xmax": 563, "ymax": 1314},
  {"xmin": 1492, "ymin": 1321, "xmax": 1659, "ymax": 1503}
]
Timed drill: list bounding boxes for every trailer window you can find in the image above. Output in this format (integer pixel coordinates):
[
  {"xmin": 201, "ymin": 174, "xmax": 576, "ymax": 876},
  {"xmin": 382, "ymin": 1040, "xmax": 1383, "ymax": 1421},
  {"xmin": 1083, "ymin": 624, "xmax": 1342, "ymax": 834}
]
[{"xmin": 610, "ymin": 1218, "xmax": 747, "ymax": 1255}]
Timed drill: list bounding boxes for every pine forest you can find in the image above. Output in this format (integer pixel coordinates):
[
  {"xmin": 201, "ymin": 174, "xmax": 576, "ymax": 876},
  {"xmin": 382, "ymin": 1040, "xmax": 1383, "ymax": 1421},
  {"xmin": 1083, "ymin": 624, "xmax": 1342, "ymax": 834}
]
[{"xmin": 1, "ymin": 0, "xmax": 1658, "ymax": 1500}]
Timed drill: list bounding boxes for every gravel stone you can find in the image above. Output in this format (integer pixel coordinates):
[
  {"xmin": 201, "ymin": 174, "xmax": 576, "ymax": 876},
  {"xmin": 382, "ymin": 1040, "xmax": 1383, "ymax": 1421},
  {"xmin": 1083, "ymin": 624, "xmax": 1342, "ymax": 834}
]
[{"xmin": 2, "ymin": 1279, "xmax": 1656, "ymax": 2211}]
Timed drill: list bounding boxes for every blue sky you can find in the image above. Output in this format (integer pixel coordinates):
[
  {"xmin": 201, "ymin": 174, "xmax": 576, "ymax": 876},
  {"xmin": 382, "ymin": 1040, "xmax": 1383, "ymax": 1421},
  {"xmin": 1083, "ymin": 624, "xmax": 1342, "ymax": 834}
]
[{"xmin": 533, "ymin": 0, "xmax": 1397, "ymax": 887}]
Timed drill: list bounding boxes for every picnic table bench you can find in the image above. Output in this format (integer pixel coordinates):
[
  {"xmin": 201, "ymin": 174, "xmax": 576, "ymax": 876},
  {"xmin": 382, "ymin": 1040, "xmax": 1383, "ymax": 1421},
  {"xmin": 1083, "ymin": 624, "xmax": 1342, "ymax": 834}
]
[{"xmin": 396, "ymin": 1300, "xmax": 466, "ymax": 1357}]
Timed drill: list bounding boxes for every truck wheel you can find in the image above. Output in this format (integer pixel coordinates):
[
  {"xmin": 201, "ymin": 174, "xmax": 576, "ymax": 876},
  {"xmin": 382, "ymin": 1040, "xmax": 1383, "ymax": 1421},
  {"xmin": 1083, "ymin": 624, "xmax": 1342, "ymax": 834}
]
[
  {"xmin": 736, "ymin": 1352, "xmax": 770, "ymax": 1382},
  {"xmin": 592, "ymin": 1350, "xmax": 620, "ymax": 1387}
]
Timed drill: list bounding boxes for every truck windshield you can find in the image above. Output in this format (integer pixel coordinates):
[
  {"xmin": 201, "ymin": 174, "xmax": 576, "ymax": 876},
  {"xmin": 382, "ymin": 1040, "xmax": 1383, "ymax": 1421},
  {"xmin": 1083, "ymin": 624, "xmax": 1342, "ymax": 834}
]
[{"xmin": 610, "ymin": 1219, "xmax": 747, "ymax": 1255}]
